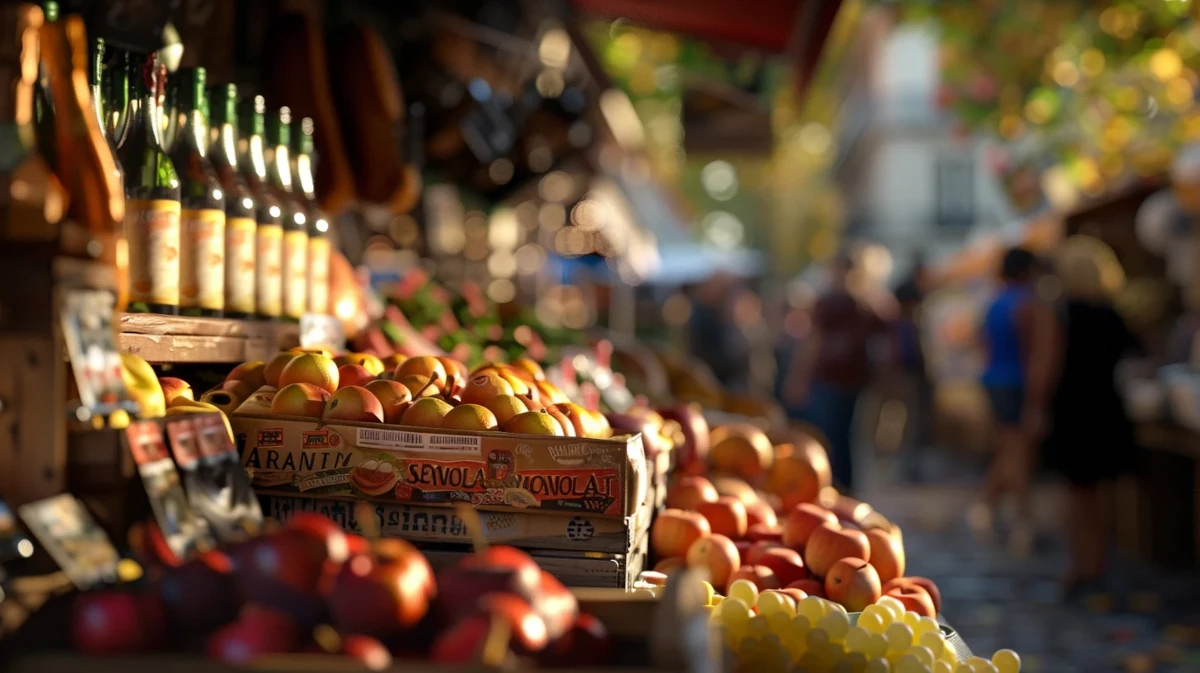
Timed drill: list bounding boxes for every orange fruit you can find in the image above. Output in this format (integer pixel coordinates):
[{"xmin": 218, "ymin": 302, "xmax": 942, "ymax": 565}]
[
  {"xmin": 436, "ymin": 356, "xmax": 469, "ymax": 396},
  {"xmin": 396, "ymin": 356, "xmax": 448, "ymax": 391},
  {"xmin": 264, "ymin": 351, "xmax": 299, "ymax": 387},
  {"xmin": 334, "ymin": 353, "xmax": 386, "ymax": 376},
  {"xmin": 278, "ymin": 354, "xmax": 340, "ymax": 394},
  {"xmin": 365, "ymin": 379, "xmax": 413, "ymax": 417},
  {"xmin": 535, "ymin": 380, "xmax": 568, "ymax": 405},
  {"xmin": 503, "ymin": 410, "xmax": 565, "ymax": 436},
  {"xmin": 512, "ymin": 358, "xmax": 545, "ymax": 381},
  {"xmin": 440, "ymin": 404, "xmax": 499, "ymax": 431},
  {"xmin": 398, "ymin": 374, "xmax": 440, "ymax": 399},
  {"xmin": 484, "ymin": 395, "xmax": 529, "ymax": 426},
  {"xmin": 459, "ymin": 372, "xmax": 515, "ymax": 406},
  {"xmin": 225, "ymin": 360, "xmax": 267, "ymax": 389},
  {"xmin": 399, "ymin": 397, "xmax": 454, "ymax": 428},
  {"xmin": 271, "ymin": 382, "xmax": 331, "ymax": 418}
]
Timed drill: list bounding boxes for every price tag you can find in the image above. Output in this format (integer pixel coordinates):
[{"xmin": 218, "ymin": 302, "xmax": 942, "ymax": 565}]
[{"xmin": 299, "ymin": 313, "xmax": 345, "ymax": 351}]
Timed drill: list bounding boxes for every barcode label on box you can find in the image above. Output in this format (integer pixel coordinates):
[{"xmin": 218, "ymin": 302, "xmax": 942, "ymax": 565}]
[
  {"xmin": 425, "ymin": 434, "xmax": 482, "ymax": 454},
  {"xmin": 356, "ymin": 428, "xmax": 425, "ymax": 450}
]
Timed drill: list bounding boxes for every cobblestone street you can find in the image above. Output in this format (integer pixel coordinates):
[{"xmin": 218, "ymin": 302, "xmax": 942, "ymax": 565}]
[{"xmin": 860, "ymin": 455, "xmax": 1200, "ymax": 673}]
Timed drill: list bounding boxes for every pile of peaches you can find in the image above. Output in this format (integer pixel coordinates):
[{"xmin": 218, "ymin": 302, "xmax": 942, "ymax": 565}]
[
  {"xmin": 71, "ymin": 513, "xmax": 608, "ymax": 668},
  {"xmin": 217, "ymin": 349, "xmax": 613, "ymax": 438},
  {"xmin": 647, "ymin": 424, "xmax": 941, "ymax": 619}
]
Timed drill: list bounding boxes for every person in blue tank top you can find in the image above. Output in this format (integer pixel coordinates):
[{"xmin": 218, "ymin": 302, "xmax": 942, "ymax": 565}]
[{"xmin": 970, "ymin": 247, "xmax": 1039, "ymax": 552}]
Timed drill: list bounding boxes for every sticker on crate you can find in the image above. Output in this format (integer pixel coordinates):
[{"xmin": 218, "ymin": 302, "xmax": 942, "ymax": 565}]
[
  {"xmin": 260, "ymin": 496, "xmax": 644, "ymax": 553},
  {"xmin": 235, "ymin": 413, "xmax": 646, "ymax": 518}
]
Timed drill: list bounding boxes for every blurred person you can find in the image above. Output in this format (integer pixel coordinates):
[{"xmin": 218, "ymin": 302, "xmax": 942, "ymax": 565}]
[
  {"xmin": 784, "ymin": 254, "xmax": 883, "ymax": 492},
  {"xmin": 888, "ymin": 278, "xmax": 932, "ymax": 481},
  {"xmin": 1030, "ymin": 237, "xmax": 1138, "ymax": 599},
  {"xmin": 689, "ymin": 271, "xmax": 752, "ymax": 391},
  {"xmin": 971, "ymin": 247, "xmax": 1039, "ymax": 550}
]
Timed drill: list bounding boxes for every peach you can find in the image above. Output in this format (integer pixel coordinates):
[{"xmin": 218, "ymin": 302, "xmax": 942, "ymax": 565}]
[
  {"xmin": 786, "ymin": 579, "xmax": 825, "ymax": 599},
  {"xmin": 665, "ymin": 476, "xmax": 719, "ymax": 511},
  {"xmin": 765, "ymin": 437, "xmax": 832, "ymax": 510},
  {"xmin": 398, "ymin": 374, "xmax": 440, "ymax": 399},
  {"xmin": 781, "ymin": 503, "xmax": 839, "ymax": 551},
  {"xmin": 755, "ymin": 547, "xmax": 807, "ymax": 587},
  {"xmin": 708, "ymin": 424, "xmax": 774, "ymax": 483},
  {"xmin": 552, "ymin": 403, "xmax": 591, "ymax": 437},
  {"xmin": 483, "ymin": 395, "xmax": 529, "ymax": 427},
  {"xmin": 440, "ymin": 404, "xmax": 499, "ymax": 431},
  {"xmin": 159, "ymin": 377, "xmax": 194, "ymax": 404},
  {"xmin": 745, "ymin": 541, "xmax": 786, "ymax": 566},
  {"xmin": 587, "ymin": 410, "xmax": 611, "ymax": 438},
  {"xmin": 512, "ymin": 358, "xmax": 545, "ymax": 381},
  {"xmin": 865, "ymin": 528, "xmax": 905, "ymax": 584},
  {"xmin": 651, "ymin": 509, "xmax": 710, "ymax": 559},
  {"xmin": 399, "ymin": 398, "xmax": 454, "ymax": 428},
  {"xmin": 503, "ymin": 410, "xmax": 565, "ymax": 436},
  {"xmin": 883, "ymin": 583, "xmax": 936, "ymax": 617},
  {"xmin": 225, "ymin": 360, "xmax": 267, "ymax": 389},
  {"xmin": 395, "ymin": 356, "xmax": 447, "ymax": 391},
  {"xmin": 545, "ymin": 407, "xmax": 576, "ymax": 437},
  {"xmin": 744, "ymin": 500, "xmax": 778, "ymax": 530},
  {"xmin": 323, "ymin": 386, "xmax": 384, "ymax": 423},
  {"xmin": 489, "ymin": 367, "xmax": 531, "ymax": 397},
  {"xmin": 696, "ymin": 497, "xmax": 748, "ymax": 540},
  {"xmin": 534, "ymin": 380, "xmax": 568, "ymax": 405},
  {"xmin": 380, "ymin": 354, "xmax": 408, "ymax": 370},
  {"xmin": 709, "ymin": 477, "xmax": 760, "ymax": 507},
  {"xmin": 803, "ymin": 523, "xmax": 870, "ymax": 579},
  {"xmin": 264, "ymin": 352, "xmax": 299, "ymax": 387},
  {"xmin": 746, "ymin": 524, "xmax": 784, "ymax": 544},
  {"xmin": 334, "ymin": 353, "xmax": 385, "ymax": 376},
  {"xmin": 883, "ymin": 577, "xmax": 941, "ymax": 614},
  {"xmin": 459, "ymin": 372, "xmax": 515, "ymax": 406},
  {"xmin": 436, "ymin": 357, "xmax": 468, "ymax": 396},
  {"xmin": 338, "ymin": 364, "xmax": 376, "ymax": 389},
  {"xmin": 824, "ymin": 558, "xmax": 881, "ymax": 613},
  {"xmin": 726, "ymin": 564, "xmax": 779, "ymax": 593},
  {"xmin": 365, "ymin": 380, "xmax": 413, "ymax": 421},
  {"xmin": 278, "ymin": 354, "xmax": 340, "ymax": 394},
  {"xmin": 685, "ymin": 534, "xmax": 740, "ymax": 590},
  {"xmin": 734, "ymin": 540, "xmax": 754, "ymax": 565},
  {"xmin": 271, "ymin": 383, "xmax": 331, "ymax": 418}
]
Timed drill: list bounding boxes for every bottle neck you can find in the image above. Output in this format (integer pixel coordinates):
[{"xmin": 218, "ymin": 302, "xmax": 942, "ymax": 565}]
[
  {"xmin": 245, "ymin": 134, "xmax": 267, "ymax": 180},
  {"xmin": 294, "ymin": 152, "xmax": 315, "ymax": 199},
  {"xmin": 175, "ymin": 108, "xmax": 207, "ymax": 157},
  {"xmin": 214, "ymin": 122, "xmax": 237, "ymax": 169},
  {"xmin": 271, "ymin": 144, "xmax": 292, "ymax": 191},
  {"xmin": 138, "ymin": 90, "xmax": 166, "ymax": 149}
]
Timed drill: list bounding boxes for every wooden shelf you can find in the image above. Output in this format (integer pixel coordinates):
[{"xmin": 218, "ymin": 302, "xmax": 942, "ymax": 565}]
[{"xmin": 118, "ymin": 314, "xmax": 299, "ymax": 365}]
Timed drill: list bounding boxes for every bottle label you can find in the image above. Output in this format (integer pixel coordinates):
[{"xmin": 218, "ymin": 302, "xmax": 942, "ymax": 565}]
[
  {"xmin": 126, "ymin": 199, "xmax": 182, "ymax": 307},
  {"xmin": 307, "ymin": 237, "xmax": 332, "ymax": 315},
  {"xmin": 256, "ymin": 224, "xmax": 283, "ymax": 318},
  {"xmin": 283, "ymin": 229, "xmax": 308, "ymax": 319},
  {"xmin": 226, "ymin": 217, "xmax": 257, "ymax": 315},
  {"xmin": 181, "ymin": 208, "xmax": 226, "ymax": 311}
]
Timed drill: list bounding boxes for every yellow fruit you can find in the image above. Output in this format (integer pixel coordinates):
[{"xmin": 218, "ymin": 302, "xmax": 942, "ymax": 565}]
[
  {"xmin": 396, "ymin": 356, "xmax": 448, "ymax": 390},
  {"xmin": 263, "ymin": 352, "xmax": 299, "ymax": 387},
  {"xmin": 398, "ymin": 374, "xmax": 440, "ymax": 398},
  {"xmin": 334, "ymin": 353, "xmax": 385, "ymax": 376},
  {"xmin": 278, "ymin": 354, "xmax": 340, "ymax": 394},
  {"xmin": 399, "ymin": 397, "xmax": 454, "ymax": 428},
  {"xmin": 502, "ymin": 410, "xmax": 565, "ymax": 436},
  {"xmin": 226, "ymin": 360, "xmax": 267, "ymax": 389},
  {"xmin": 992, "ymin": 649, "xmax": 1021, "ymax": 673},
  {"xmin": 120, "ymin": 352, "xmax": 166, "ymax": 418},
  {"xmin": 440, "ymin": 404, "xmax": 499, "ymax": 431}
]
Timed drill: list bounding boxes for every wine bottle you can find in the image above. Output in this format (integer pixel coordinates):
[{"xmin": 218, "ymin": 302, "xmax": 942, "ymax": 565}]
[
  {"xmin": 238, "ymin": 95, "xmax": 282, "ymax": 321},
  {"xmin": 209, "ymin": 83, "xmax": 255, "ymax": 320},
  {"xmin": 291, "ymin": 116, "xmax": 329, "ymax": 316},
  {"xmin": 104, "ymin": 50, "xmax": 130, "ymax": 148},
  {"xmin": 266, "ymin": 106, "xmax": 307, "ymax": 322},
  {"xmin": 117, "ymin": 52, "xmax": 180, "ymax": 315},
  {"xmin": 41, "ymin": 14, "xmax": 126, "ymax": 308},
  {"xmin": 169, "ymin": 67, "xmax": 224, "ymax": 318},
  {"xmin": 33, "ymin": 0, "xmax": 56, "ymax": 169},
  {"xmin": 0, "ymin": 3, "xmax": 65, "ymax": 242}
]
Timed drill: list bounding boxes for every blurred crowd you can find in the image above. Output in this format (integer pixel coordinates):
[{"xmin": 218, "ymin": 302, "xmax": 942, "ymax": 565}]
[{"xmin": 684, "ymin": 238, "xmax": 1142, "ymax": 602}]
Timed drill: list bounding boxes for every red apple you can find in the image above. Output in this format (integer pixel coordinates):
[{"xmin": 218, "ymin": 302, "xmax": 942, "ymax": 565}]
[
  {"xmin": 206, "ymin": 606, "xmax": 302, "ymax": 665},
  {"xmin": 744, "ymin": 500, "xmax": 778, "ymax": 529},
  {"xmin": 734, "ymin": 540, "xmax": 754, "ymax": 565},
  {"xmin": 651, "ymin": 509, "xmax": 711, "ymax": 559},
  {"xmin": 476, "ymin": 593, "xmax": 550, "ymax": 653},
  {"xmin": 824, "ymin": 558, "xmax": 882, "ymax": 612},
  {"xmin": 435, "ymin": 565, "xmax": 539, "ymax": 624},
  {"xmin": 893, "ymin": 576, "xmax": 942, "ymax": 614},
  {"xmin": 71, "ymin": 590, "xmax": 166, "ymax": 655},
  {"xmin": 658, "ymin": 403, "xmax": 711, "ymax": 474},
  {"xmin": 665, "ymin": 475, "xmax": 719, "ymax": 510},
  {"xmin": 787, "ymin": 579, "xmax": 826, "ymax": 598},
  {"xmin": 338, "ymin": 364, "xmax": 377, "ymax": 389},
  {"xmin": 755, "ymin": 547, "xmax": 807, "ymax": 586},
  {"xmin": 865, "ymin": 528, "xmax": 905, "ymax": 584},
  {"xmin": 537, "ymin": 612, "xmax": 612, "ymax": 667},
  {"xmin": 329, "ymin": 538, "xmax": 436, "ymax": 639},
  {"xmin": 685, "ymin": 534, "xmax": 741, "ymax": 590},
  {"xmin": 697, "ymin": 496, "xmax": 748, "ymax": 540},
  {"xmin": 533, "ymin": 570, "xmax": 578, "ymax": 641},
  {"xmin": 745, "ymin": 541, "xmax": 786, "ymax": 565},
  {"xmin": 726, "ymin": 564, "xmax": 780, "ymax": 593},
  {"xmin": 460, "ymin": 546, "xmax": 542, "ymax": 590},
  {"xmin": 746, "ymin": 524, "xmax": 784, "ymax": 544},
  {"xmin": 430, "ymin": 614, "xmax": 491, "ymax": 663},
  {"xmin": 154, "ymin": 549, "xmax": 241, "ymax": 634},
  {"xmin": 884, "ymin": 583, "xmax": 937, "ymax": 617},
  {"xmin": 781, "ymin": 503, "xmax": 839, "ymax": 550},
  {"xmin": 803, "ymin": 523, "xmax": 870, "ymax": 579}
]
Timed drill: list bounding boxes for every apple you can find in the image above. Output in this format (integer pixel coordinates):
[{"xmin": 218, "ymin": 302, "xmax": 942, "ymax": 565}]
[
  {"xmin": 780, "ymin": 588, "xmax": 808, "ymax": 604},
  {"xmin": 532, "ymin": 570, "xmax": 579, "ymax": 641},
  {"xmin": 765, "ymin": 436, "xmax": 832, "ymax": 510},
  {"xmin": 726, "ymin": 564, "xmax": 780, "ymax": 593},
  {"xmin": 207, "ymin": 606, "xmax": 302, "ymax": 665},
  {"xmin": 781, "ymin": 503, "xmax": 838, "ymax": 550},
  {"xmin": 709, "ymin": 476, "xmax": 760, "ymax": 507},
  {"xmin": 746, "ymin": 524, "xmax": 784, "ymax": 544},
  {"xmin": 460, "ymin": 546, "xmax": 542, "ymax": 590},
  {"xmin": 231, "ymin": 528, "xmax": 345, "ymax": 626},
  {"xmin": 435, "ymin": 565, "xmax": 539, "ymax": 624},
  {"xmin": 708, "ymin": 424, "xmax": 774, "ymax": 482},
  {"xmin": 477, "ymin": 593, "xmax": 549, "ymax": 654},
  {"xmin": 803, "ymin": 523, "xmax": 870, "ymax": 579},
  {"xmin": 329, "ymin": 538, "xmax": 436, "ymax": 639},
  {"xmin": 744, "ymin": 500, "xmax": 778, "ymax": 530},
  {"xmin": 865, "ymin": 528, "xmax": 905, "ymax": 584},
  {"xmin": 665, "ymin": 475, "xmax": 719, "ymax": 511},
  {"xmin": 154, "ymin": 550, "xmax": 241, "ymax": 634},
  {"xmin": 824, "ymin": 558, "xmax": 882, "ymax": 612},
  {"xmin": 744, "ymin": 541, "xmax": 786, "ymax": 566},
  {"xmin": 658, "ymin": 403, "xmax": 711, "ymax": 475},
  {"xmin": 430, "ymin": 614, "xmax": 491, "ymax": 663},
  {"xmin": 538, "ymin": 612, "xmax": 612, "ymax": 667},
  {"xmin": 755, "ymin": 547, "xmax": 807, "ymax": 587},
  {"xmin": 883, "ymin": 577, "xmax": 941, "ymax": 614},
  {"xmin": 787, "ymin": 579, "xmax": 826, "ymax": 598},
  {"xmin": 734, "ymin": 540, "xmax": 754, "ymax": 565},
  {"xmin": 686, "ymin": 534, "xmax": 741, "ymax": 590},
  {"xmin": 883, "ymin": 583, "xmax": 937, "ymax": 617},
  {"xmin": 696, "ymin": 496, "xmax": 748, "ymax": 540},
  {"xmin": 653, "ymin": 557, "xmax": 686, "ymax": 576},
  {"xmin": 71, "ymin": 590, "xmax": 166, "ymax": 655},
  {"xmin": 651, "ymin": 509, "xmax": 711, "ymax": 559}
]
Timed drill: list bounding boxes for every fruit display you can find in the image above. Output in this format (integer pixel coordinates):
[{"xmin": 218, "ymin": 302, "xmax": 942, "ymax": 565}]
[{"xmin": 63, "ymin": 512, "xmax": 617, "ymax": 669}]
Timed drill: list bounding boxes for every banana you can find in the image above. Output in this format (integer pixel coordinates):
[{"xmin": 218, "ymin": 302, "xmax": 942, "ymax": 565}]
[{"xmin": 120, "ymin": 352, "xmax": 166, "ymax": 418}]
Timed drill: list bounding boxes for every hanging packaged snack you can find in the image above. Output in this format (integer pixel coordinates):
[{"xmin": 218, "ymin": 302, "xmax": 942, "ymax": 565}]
[
  {"xmin": 17, "ymin": 493, "xmax": 119, "ymax": 590},
  {"xmin": 123, "ymin": 420, "xmax": 215, "ymax": 560}
]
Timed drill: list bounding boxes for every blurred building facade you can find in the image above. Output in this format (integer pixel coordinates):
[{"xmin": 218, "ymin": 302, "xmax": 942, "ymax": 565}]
[{"xmin": 834, "ymin": 13, "xmax": 1014, "ymax": 281}]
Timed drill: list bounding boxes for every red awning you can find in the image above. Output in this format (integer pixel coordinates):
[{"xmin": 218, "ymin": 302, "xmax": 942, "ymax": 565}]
[{"xmin": 573, "ymin": 0, "xmax": 843, "ymax": 98}]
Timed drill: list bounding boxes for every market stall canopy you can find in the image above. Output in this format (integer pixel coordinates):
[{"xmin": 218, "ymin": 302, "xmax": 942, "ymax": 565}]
[{"xmin": 572, "ymin": 0, "xmax": 844, "ymax": 99}]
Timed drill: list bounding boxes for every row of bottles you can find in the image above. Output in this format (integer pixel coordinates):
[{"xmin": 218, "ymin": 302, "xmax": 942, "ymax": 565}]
[{"xmin": 3, "ymin": 1, "xmax": 331, "ymax": 321}]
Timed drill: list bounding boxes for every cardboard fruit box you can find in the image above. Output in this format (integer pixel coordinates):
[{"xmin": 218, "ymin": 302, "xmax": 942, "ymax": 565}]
[
  {"xmin": 232, "ymin": 408, "xmax": 648, "ymax": 520},
  {"xmin": 260, "ymin": 484, "xmax": 654, "ymax": 554},
  {"xmin": 417, "ymin": 535, "xmax": 649, "ymax": 589}
]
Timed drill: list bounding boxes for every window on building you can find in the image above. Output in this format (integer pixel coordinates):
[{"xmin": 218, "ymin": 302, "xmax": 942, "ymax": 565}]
[{"xmin": 936, "ymin": 155, "xmax": 975, "ymax": 229}]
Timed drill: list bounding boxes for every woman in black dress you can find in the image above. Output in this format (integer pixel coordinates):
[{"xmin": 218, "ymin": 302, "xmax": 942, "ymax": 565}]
[{"xmin": 1031, "ymin": 237, "xmax": 1139, "ymax": 596}]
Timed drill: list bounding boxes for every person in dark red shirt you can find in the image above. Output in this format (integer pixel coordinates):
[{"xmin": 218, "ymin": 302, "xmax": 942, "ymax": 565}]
[{"xmin": 784, "ymin": 255, "xmax": 883, "ymax": 491}]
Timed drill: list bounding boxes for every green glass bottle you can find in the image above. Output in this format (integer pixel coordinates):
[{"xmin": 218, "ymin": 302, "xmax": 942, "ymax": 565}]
[
  {"xmin": 90, "ymin": 39, "xmax": 124, "ymax": 197},
  {"xmin": 34, "ymin": 0, "xmax": 58, "ymax": 169},
  {"xmin": 169, "ymin": 67, "xmax": 224, "ymax": 318},
  {"xmin": 290, "ymin": 116, "xmax": 330, "ymax": 316},
  {"xmin": 209, "ymin": 83, "xmax": 256, "ymax": 320},
  {"xmin": 237, "ymin": 95, "xmax": 282, "ymax": 320},
  {"xmin": 117, "ymin": 52, "xmax": 181, "ymax": 315},
  {"xmin": 265, "ymin": 106, "xmax": 307, "ymax": 322},
  {"xmin": 104, "ymin": 51, "xmax": 130, "ymax": 148}
]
